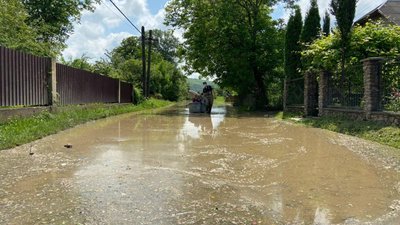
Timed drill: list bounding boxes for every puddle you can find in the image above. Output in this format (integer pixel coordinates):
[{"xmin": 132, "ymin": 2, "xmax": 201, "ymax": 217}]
[{"xmin": 1, "ymin": 105, "xmax": 400, "ymax": 224}]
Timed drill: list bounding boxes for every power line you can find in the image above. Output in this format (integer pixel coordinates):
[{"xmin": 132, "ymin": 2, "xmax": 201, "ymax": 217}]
[
  {"xmin": 101, "ymin": 0, "xmax": 126, "ymax": 23},
  {"xmin": 108, "ymin": 0, "xmax": 142, "ymax": 34}
]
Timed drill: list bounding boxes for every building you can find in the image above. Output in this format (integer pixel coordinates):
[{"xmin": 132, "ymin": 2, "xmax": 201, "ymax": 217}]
[{"xmin": 355, "ymin": 0, "xmax": 400, "ymax": 25}]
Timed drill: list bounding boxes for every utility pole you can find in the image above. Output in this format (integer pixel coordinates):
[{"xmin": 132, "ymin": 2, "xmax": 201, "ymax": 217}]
[
  {"xmin": 146, "ymin": 30, "xmax": 153, "ymax": 98},
  {"xmin": 141, "ymin": 26, "xmax": 146, "ymax": 97}
]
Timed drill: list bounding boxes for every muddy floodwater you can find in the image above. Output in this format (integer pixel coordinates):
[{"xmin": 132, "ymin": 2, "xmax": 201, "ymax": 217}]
[{"xmin": 1, "ymin": 105, "xmax": 400, "ymax": 225}]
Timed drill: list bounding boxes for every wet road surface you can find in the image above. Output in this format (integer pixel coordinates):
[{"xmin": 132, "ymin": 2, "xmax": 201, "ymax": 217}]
[{"xmin": 1, "ymin": 105, "xmax": 400, "ymax": 224}]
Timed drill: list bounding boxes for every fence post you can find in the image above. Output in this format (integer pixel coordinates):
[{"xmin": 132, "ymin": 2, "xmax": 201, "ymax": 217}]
[
  {"xmin": 283, "ymin": 78, "xmax": 288, "ymax": 111},
  {"xmin": 304, "ymin": 71, "xmax": 318, "ymax": 116},
  {"xmin": 362, "ymin": 57, "xmax": 384, "ymax": 118},
  {"xmin": 118, "ymin": 80, "xmax": 121, "ymax": 103},
  {"xmin": 48, "ymin": 59, "xmax": 58, "ymax": 105},
  {"xmin": 318, "ymin": 70, "xmax": 330, "ymax": 117}
]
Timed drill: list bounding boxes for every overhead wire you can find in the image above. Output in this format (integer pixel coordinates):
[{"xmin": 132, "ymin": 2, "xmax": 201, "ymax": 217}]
[
  {"xmin": 108, "ymin": 0, "xmax": 142, "ymax": 34},
  {"xmin": 101, "ymin": 0, "xmax": 127, "ymax": 23}
]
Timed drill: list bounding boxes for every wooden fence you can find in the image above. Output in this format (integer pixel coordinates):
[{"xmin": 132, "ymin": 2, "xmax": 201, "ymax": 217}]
[{"xmin": 0, "ymin": 46, "xmax": 133, "ymax": 107}]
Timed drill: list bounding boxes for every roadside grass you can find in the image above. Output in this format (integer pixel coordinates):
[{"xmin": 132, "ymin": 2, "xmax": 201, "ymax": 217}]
[
  {"xmin": 0, "ymin": 99, "xmax": 173, "ymax": 150},
  {"xmin": 276, "ymin": 112, "xmax": 400, "ymax": 149},
  {"xmin": 214, "ymin": 96, "xmax": 226, "ymax": 107}
]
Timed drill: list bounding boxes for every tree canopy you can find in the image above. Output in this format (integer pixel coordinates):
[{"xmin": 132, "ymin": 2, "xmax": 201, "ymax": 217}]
[
  {"xmin": 0, "ymin": 0, "xmax": 99, "ymax": 56},
  {"xmin": 165, "ymin": 0, "xmax": 289, "ymax": 109},
  {"xmin": 302, "ymin": 21, "xmax": 400, "ymax": 72},
  {"xmin": 0, "ymin": 0, "xmax": 51, "ymax": 56}
]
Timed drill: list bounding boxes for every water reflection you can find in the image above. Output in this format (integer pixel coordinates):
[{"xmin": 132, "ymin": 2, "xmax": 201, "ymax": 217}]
[
  {"xmin": 178, "ymin": 106, "xmax": 226, "ymax": 140},
  {"xmin": 2, "ymin": 104, "xmax": 400, "ymax": 224}
]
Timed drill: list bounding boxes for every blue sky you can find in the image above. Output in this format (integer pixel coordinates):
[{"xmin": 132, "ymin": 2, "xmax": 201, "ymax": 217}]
[{"xmin": 63, "ymin": 0, "xmax": 387, "ymax": 61}]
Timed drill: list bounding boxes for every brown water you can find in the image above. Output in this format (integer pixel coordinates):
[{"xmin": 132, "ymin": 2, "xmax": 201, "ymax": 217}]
[{"xmin": 1, "ymin": 106, "xmax": 400, "ymax": 225}]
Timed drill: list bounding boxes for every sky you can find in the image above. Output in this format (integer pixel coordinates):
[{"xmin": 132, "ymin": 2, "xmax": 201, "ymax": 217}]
[{"xmin": 62, "ymin": 0, "xmax": 387, "ymax": 62}]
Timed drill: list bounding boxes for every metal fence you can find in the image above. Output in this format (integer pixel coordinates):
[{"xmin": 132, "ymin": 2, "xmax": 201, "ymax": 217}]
[
  {"xmin": 381, "ymin": 59, "xmax": 400, "ymax": 112},
  {"xmin": 56, "ymin": 64, "xmax": 120, "ymax": 105},
  {"xmin": 120, "ymin": 82, "xmax": 133, "ymax": 103},
  {"xmin": 0, "ymin": 46, "xmax": 133, "ymax": 107},
  {"xmin": 0, "ymin": 46, "xmax": 51, "ymax": 107},
  {"xmin": 327, "ymin": 64, "xmax": 364, "ymax": 109},
  {"xmin": 285, "ymin": 77, "xmax": 304, "ymax": 106}
]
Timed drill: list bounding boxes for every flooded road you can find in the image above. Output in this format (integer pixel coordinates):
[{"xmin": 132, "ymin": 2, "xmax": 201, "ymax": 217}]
[{"xmin": 1, "ymin": 105, "xmax": 400, "ymax": 224}]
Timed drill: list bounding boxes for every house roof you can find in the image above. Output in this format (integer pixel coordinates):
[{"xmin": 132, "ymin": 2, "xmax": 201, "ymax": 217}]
[{"xmin": 355, "ymin": 0, "xmax": 400, "ymax": 25}]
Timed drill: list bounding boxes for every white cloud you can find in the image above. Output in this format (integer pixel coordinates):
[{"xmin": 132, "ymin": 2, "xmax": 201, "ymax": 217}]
[{"xmin": 63, "ymin": 0, "xmax": 171, "ymax": 61}]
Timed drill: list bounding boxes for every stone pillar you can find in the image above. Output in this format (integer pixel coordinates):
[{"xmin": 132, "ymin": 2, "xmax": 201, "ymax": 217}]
[
  {"xmin": 48, "ymin": 59, "xmax": 58, "ymax": 105},
  {"xmin": 362, "ymin": 57, "xmax": 384, "ymax": 118},
  {"xmin": 304, "ymin": 71, "xmax": 318, "ymax": 116},
  {"xmin": 318, "ymin": 71, "xmax": 330, "ymax": 117}
]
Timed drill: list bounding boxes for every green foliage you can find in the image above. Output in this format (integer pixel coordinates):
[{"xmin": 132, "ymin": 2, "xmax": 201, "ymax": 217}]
[
  {"xmin": 79, "ymin": 30, "xmax": 188, "ymax": 102},
  {"xmin": 330, "ymin": 0, "xmax": 357, "ymax": 80},
  {"xmin": 294, "ymin": 115, "xmax": 400, "ymax": 149},
  {"xmin": 0, "ymin": 0, "xmax": 98, "ymax": 56},
  {"xmin": 0, "ymin": 0, "xmax": 51, "ymax": 56},
  {"xmin": 21, "ymin": 0, "xmax": 100, "ymax": 55},
  {"xmin": 165, "ymin": 0, "xmax": 285, "ymax": 109},
  {"xmin": 60, "ymin": 55, "xmax": 94, "ymax": 71},
  {"xmin": 0, "ymin": 99, "xmax": 173, "ymax": 150},
  {"xmin": 301, "ymin": 0, "xmax": 321, "ymax": 43},
  {"xmin": 149, "ymin": 60, "xmax": 188, "ymax": 101},
  {"xmin": 150, "ymin": 29, "xmax": 180, "ymax": 64},
  {"xmin": 330, "ymin": 0, "xmax": 357, "ymax": 44},
  {"xmin": 302, "ymin": 21, "xmax": 400, "ymax": 72},
  {"xmin": 323, "ymin": 11, "xmax": 331, "ymax": 36},
  {"xmin": 284, "ymin": 6, "xmax": 303, "ymax": 79},
  {"xmin": 385, "ymin": 89, "xmax": 400, "ymax": 112}
]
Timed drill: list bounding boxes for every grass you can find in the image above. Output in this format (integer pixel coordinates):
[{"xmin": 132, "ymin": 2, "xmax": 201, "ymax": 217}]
[
  {"xmin": 276, "ymin": 112, "xmax": 400, "ymax": 149},
  {"xmin": 0, "ymin": 99, "xmax": 173, "ymax": 150},
  {"xmin": 213, "ymin": 96, "xmax": 226, "ymax": 107}
]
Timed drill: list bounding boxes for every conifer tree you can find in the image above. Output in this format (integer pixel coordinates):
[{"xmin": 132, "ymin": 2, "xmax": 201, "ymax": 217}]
[
  {"xmin": 284, "ymin": 6, "xmax": 303, "ymax": 79},
  {"xmin": 301, "ymin": 0, "xmax": 321, "ymax": 43},
  {"xmin": 323, "ymin": 11, "xmax": 331, "ymax": 36},
  {"xmin": 330, "ymin": 0, "xmax": 357, "ymax": 81}
]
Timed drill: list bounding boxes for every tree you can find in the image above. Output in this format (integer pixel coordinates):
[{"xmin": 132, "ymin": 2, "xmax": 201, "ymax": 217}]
[
  {"xmin": 165, "ymin": 0, "xmax": 287, "ymax": 109},
  {"xmin": 330, "ymin": 0, "xmax": 357, "ymax": 81},
  {"xmin": 284, "ymin": 6, "xmax": 303, "ymax": 79},
  {"xmin": 60, "ymin": 55, "xmax": 94, "ymax": 71},
  {"xmin": 150, "ymin": 29, "xmax": 180, "ymax": 64},
  {"xmin": 302, "ymin": 21, "xmax": 400, "ymax": 71},
  {"xmin": 323, "ymin": 11, "xmax": 331, "ymax": 36},
  {"xmin": 301, "ymin": 0, "xmax": 321, "ymax": 43},
  {"xmin": 21, "ymin": 0, "xmax": 100, "ymax": 55},
  {"xmin": 0, "ymin": 0, "xmax": 51, "ymax": 56},
  {"xmin": 99, "ymin": 33, "xmax": 188, "ymax": 101}
]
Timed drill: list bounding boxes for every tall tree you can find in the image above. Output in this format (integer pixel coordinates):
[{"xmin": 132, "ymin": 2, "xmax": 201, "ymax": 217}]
[
  {"xmin": 150, "ymin": 30, "xmax": 180, "ymax": 64},
  {"xmin": 301, "ymin": 0, "xmax": 321, "ymax": 43},
  {"xmin": 323, "ymin": 11, "xmax": 331, "ymax": 36},
  {"xmin": 21, "ymin": 0, "xmax": 100, "ymax": 55},
  {"xmin": 330, "ymin": 0, "xmax": 357, "ymax": 81},
  {"xmin": 0, "ymin": 0, "xmax": 50, "ymax": 56},
  {"xmin": 284, "ymin": 6, "xmax": 303, "ymax": 79},
  {"xmin": 165, "ymin": 0, "xmax": 288, "ymax": 109}
]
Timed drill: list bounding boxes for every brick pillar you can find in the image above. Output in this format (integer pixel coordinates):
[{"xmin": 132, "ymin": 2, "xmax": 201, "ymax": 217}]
[
  {"xmin": 304, "ymin": 71, "xmax": 318, "ymax": 116},
  {"xmin": 362, "ymin": 57, "xmax": 384, "ymax": 118},
  {"xmin": 318, "ymin": 71, "xmax": 330, "ymax": 117}
]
